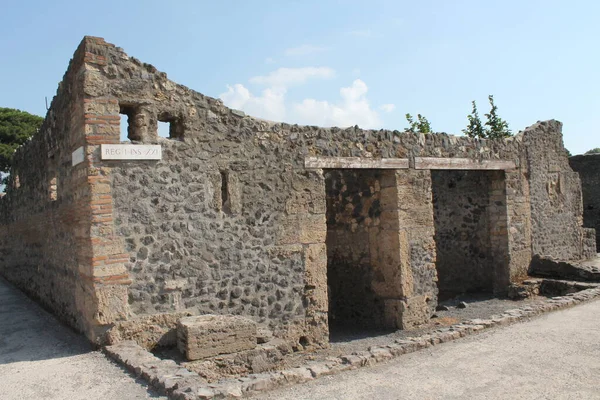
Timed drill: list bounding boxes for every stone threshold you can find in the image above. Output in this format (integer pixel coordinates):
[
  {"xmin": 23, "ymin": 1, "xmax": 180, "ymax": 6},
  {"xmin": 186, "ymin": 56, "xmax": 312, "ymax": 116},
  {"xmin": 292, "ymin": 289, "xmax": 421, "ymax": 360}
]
[{"xmin": 104, "ymin": 285, "xmax": 600, "ymax": 400}]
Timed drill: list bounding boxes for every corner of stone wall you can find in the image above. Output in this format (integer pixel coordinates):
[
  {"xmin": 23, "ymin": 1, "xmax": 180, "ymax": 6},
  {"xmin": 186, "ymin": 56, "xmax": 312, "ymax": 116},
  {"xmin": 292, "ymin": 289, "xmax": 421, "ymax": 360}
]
[{"xmin": 75, "ymin": 37, "xmax": 133, "ymax": 343}]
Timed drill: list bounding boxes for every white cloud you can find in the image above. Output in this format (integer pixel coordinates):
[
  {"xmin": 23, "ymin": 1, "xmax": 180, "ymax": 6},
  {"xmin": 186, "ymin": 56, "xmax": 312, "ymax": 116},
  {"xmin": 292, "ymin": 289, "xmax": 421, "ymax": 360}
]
[
  {"xmin": 264, "ymin": 57, "xmax": 275, "ymax": 64},
  {"xmin": 293, "ymin": 79, "xmax": 381, "ymax": 128},
  {"xmin": 249, "ymin": 67, "xmax": 335, "ymax": 87},
  {"xmin": 220, "ymin": 84, "xmax": 286, "ymax": 121},
  {"xmin": 380, "ymin": 103, "xmax": 396, "ymax": 113},
  {"xmin": 284, "ymin": 44, "xmax": 327, "ymax": 57},
  {"xmin": 220, "ymin": 70, "xmax": 383, "ymax": 128}
]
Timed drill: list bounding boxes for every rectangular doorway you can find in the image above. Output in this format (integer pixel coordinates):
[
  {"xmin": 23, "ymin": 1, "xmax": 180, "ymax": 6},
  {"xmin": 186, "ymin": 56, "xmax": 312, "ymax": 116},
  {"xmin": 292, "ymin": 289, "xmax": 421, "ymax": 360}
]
[
  {"xmin": 431, "ymin": 170, "xmax": 509, "ymax": 301},
  {"xmin": 324, "ymin": 169, "xmax": 398, "ymax": 338}
]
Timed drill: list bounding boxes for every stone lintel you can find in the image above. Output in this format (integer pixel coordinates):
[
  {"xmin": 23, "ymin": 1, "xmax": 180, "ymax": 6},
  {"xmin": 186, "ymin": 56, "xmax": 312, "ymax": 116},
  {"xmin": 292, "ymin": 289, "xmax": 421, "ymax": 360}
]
[
  {"xmin": 414, "ymin": 157, "xmax": 516, "ymax": 170},
  {"xmin": 305, "ymin": 157, "xmax": 409, "ymax": 169}
]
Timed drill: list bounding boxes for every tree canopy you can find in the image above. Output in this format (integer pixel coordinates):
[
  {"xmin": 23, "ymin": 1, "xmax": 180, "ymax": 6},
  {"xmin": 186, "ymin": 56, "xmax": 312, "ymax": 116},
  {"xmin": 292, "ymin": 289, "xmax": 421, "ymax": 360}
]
[
  {"xmin": 0, "ymin": 108, "xmax": 44, "ymax": 173},
  {"xmin": 584, "ymin": 147, "xmax": 600, "ymax": 155}
]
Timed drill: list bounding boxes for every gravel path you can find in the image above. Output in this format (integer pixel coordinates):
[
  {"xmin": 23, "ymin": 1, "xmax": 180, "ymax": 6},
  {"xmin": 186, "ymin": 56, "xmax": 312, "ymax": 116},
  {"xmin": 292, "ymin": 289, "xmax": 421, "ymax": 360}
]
[{"xmin": 0, "ymin": 277, "xmax": 163, "ymax": 400}]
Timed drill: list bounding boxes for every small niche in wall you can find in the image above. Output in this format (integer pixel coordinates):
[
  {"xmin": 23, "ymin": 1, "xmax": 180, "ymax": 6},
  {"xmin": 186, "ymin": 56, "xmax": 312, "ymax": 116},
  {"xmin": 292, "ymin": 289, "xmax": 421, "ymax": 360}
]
[
  {"xmin": 157, "ymin": 112, "xmax": 184, "ymax": 140},
  {"xmin": 220, "ymin": 170, "xmax": 231, "ymax": 214}
]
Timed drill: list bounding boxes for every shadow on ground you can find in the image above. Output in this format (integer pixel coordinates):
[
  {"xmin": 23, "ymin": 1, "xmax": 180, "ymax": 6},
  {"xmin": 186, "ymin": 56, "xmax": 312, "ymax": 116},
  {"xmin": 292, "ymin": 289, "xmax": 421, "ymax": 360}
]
[{"xmin": 0, "ymin": 277, "xmax": 93, "ymax": 365}]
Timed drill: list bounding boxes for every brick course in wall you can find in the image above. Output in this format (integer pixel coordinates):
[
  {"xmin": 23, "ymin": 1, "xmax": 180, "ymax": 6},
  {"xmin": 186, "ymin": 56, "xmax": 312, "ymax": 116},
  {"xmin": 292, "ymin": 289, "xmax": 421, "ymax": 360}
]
[{"xmin": 0, "ymin": 36, "xmax": 594, "ymax": 348}]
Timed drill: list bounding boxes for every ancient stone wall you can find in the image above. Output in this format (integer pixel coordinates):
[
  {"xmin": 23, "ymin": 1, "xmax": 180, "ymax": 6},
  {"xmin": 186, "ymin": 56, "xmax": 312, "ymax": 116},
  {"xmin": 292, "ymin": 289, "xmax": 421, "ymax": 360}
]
[
  {"xmin": 89, "ymin": 38, "xmax": 529, "ymax": 344},
  {"xmin": 523, "ymin": 121, "xmax": 589, "ymax": 260},
  {"xmin": 569, "ymin": 154, "xmax": 600, "ymax": 251},
  {"xmin": 0, "ymin": 36, "xmax": 593, "ymax": 348}
]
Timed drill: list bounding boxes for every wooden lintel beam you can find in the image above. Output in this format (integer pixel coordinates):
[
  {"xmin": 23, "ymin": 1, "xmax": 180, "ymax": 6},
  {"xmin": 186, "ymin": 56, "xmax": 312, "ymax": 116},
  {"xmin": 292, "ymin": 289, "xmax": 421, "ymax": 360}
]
[
  {"xmin": 304, "ymin": 157, "xmax": 409, "ymax": 169},
  {"xmin": 414, "ymin": 157, "xmax": 516, "ymax": 170}
]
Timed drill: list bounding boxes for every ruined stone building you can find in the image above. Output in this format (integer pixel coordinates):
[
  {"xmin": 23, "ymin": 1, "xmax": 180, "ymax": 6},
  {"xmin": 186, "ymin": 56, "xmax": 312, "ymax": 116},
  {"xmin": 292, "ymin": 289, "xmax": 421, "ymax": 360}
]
[
  {"xmin": 570, "ymin": 154, "xmax": 600, "ymax": 250},
  {"xmin": 0, "ymin": 37, "xmax": 595, "ymax": 350}
]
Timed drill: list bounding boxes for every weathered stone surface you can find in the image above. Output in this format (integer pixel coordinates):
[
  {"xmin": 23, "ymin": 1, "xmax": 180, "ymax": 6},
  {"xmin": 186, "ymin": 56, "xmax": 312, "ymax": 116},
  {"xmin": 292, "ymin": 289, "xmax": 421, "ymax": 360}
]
[
  {"xmin": 178, "ymin": 315, "xmax": 257, "ymax": 361},
  {"xmin": 432, "ymin": 170, "xmax": 498, "ymax": 298},
  {"xmin": 105, "ymin": 312, "xmax": 192, "ymax": 349},
  {"xmin": 507, "ymin": 280, "xmax": 541, "ymax": 300},
  {"xmin": 529, "ymin": 255, "xmax": 600, "ymax": 282}
]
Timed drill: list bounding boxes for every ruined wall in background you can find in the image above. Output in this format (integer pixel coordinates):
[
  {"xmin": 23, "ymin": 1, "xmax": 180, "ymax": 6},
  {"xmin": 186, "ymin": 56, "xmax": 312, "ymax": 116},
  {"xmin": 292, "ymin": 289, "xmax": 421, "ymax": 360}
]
[
  {"xmin": 569, "ymin": 154, "xmax": 600, "ymax": 252},
  {"xmin": 432, "ymin": 170, "xmax": 493, "ymax": 298},
  {"xmin": 524, "ymin": 121, "xmax": 592, "ymax": 260},
  {"xmin": 325, "ymin": 169, "xmax": 386, "ymax": 328}
]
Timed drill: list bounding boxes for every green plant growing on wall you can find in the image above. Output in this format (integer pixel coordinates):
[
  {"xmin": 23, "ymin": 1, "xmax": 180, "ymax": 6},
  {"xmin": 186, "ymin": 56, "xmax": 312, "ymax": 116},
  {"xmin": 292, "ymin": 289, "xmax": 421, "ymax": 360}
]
[
  {"xmin": 484, "ymin": 95, "xmax": 511, "ymax": 139},
  {"xmin": 463, "ymin": 95, "xmax": 512, "ymax": 139},
  {"xmin": 0, "ymin": 108, "xmax": 43, "ymax": 173},
  {"xmin": 405, "ymin": 113, "xmax": 432, "ymax": 133},
  {"xmin": 462, "ymin": 100, "xmax": 485, "ymax": 138}
]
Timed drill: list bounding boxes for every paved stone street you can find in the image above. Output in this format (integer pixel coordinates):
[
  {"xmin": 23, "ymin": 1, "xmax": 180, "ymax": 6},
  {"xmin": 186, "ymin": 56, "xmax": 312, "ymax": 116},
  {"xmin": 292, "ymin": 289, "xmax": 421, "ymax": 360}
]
[
  {"xmin": 0, "ymin": 277, "xmax": 164, "ymax": 400},
  {"xmin": 260, "ymin": 298, "xmax": 600, "ymax": 400}
]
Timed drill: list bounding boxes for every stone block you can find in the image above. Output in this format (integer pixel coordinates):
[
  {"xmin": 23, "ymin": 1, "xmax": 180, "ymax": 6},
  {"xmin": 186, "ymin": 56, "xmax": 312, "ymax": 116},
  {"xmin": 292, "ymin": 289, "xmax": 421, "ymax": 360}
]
[{"xmin": 177, "ymin": 315, "xmax": 257, "ymax": 361}]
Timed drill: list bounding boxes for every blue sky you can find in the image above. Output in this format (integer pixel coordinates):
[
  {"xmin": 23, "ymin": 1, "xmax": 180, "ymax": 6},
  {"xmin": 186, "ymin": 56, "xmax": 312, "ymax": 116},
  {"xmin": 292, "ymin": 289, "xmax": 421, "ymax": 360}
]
[{"xmin": 0, "ymin": 0, "xmax": 598, "ymax": 154}]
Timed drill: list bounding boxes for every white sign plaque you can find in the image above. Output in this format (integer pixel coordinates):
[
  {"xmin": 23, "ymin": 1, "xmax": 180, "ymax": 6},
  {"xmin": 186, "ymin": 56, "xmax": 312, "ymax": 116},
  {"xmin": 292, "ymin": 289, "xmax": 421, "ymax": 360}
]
[
  {"xmin": 100, "ymin": 144, "xmax": 162, "ymax": 160},
  {"xmin": 72, "ymin": 146, "xmax": 85, "ymax": 166}
]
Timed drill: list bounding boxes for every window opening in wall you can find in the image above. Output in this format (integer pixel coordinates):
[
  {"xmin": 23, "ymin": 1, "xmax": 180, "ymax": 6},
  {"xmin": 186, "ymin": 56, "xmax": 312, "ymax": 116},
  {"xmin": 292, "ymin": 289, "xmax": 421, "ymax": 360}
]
[
  {"xmin": 158, "ymin": 121, "xmax": 170, "ymax": 138},
  {"xmin": 119, "ymin": 114, "xmax": 129, "ymax": 142},
  {"xmin": 157, "ymin": 112, "xmax": 184, "ymax": 140},
  {"xmin": 119, "ymin": 104, "xmax": 138, "ymax": 142},
  {"xmin": 220, "ymin": 170, "xmax": 231, "ymax": 214}
]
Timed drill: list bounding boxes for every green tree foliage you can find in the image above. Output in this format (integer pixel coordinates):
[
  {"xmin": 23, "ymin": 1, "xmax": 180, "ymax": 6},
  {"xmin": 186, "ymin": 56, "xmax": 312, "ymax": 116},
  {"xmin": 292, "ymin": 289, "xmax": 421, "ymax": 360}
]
[
  {"xmin": 462, "ymin": 101, "xmax": 484, "ymax": 138},
  {"xmin": 584, "ymin": 147, "xmax": 600, "ymax": 155},
  {"xmin": 405, "ymin": 113, "xmax": 432, "ymax": 133},
  {"xmin": 0, "ymin": 108, "xmax": 43, "ymax": 173},
  {"xmin": 484, "ymin": 95, "xmax": 511, "ymax": 139},
  {"xmin": 463, "ymin": 95, "xmax": 511, "ymax": 139}
]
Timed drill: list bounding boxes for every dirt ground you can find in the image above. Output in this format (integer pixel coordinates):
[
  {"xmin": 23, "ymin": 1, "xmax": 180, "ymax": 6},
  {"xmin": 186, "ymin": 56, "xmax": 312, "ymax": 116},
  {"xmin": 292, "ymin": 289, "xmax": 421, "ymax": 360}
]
[{"xmin": 163, "ymin": 293, "xmax": 544, "ymax": 382}]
